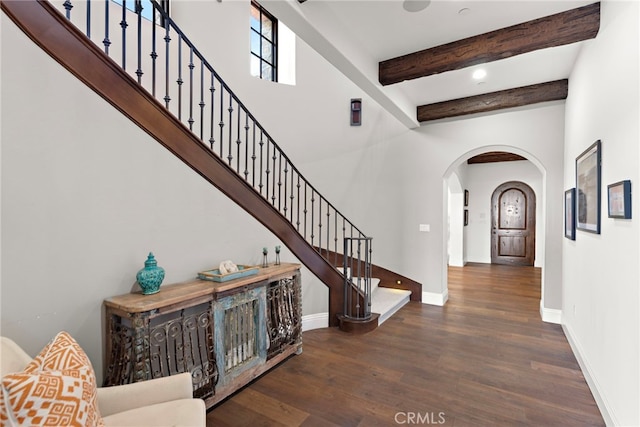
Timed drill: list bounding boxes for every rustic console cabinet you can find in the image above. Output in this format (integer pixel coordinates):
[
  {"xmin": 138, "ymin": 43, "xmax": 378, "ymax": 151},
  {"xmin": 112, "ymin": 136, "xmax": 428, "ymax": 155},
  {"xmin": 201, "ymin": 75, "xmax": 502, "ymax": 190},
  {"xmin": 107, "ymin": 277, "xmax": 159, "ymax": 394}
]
[{"xmin": 102, "ymin": 263, "xmax": 302, "ymax": 408}]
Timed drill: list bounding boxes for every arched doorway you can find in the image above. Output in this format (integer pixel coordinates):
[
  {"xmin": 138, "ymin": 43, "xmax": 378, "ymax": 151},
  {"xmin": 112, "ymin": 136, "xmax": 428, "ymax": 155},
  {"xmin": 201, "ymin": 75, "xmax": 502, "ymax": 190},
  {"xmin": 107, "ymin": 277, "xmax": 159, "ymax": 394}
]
[{"xmin": 491, "ymin": 181, "xmax": 536, "ymax": 266}]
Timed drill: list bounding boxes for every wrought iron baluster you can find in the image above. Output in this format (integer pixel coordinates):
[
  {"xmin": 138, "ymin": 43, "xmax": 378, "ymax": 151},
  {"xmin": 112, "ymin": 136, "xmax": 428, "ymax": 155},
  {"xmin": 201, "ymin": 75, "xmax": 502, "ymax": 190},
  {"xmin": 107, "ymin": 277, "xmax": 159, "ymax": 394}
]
[
  {"xmin": 199, "ymin": 61, "xmax": 205, "ymax": 140},
  {"xmin": 310, "ymin": 190, "xmax": 315, "ymax": 246},
  {"xmin": 318, "ymin": 198, "xmax": 322, "ymax": 253},
  {"xmin": 236, "ymin": 106, "xmax": 241, "ymax": 172},
  {"xmin": 343, "ymin": 238, "xmax": 350, "ymax": 319},
  {"xmin": 342, "ymin": 218, "xmax": 347, "ymax": 266},
  {"xmin": 244, "ymin": 114, "xmax": 250, "ymax": 180},
  {"xmin": 219, "ymin": 88, "xmax": 224, "ymax": 157},
  {"xmin": 251, "ymin": 123, "xmax": 257, "ymax": 187},
  {"xmin": 188, "ymin": 47, "xmax": 195, "ymax": 131},
  {"xmin": 135, "ymin": 0, "xmax": 143, "ymax": 83},
  {"xmin": 289, "ymin": 166, "xmax": 295, "ymax": 223},
  {"xmin": 265, "ymin": 138, "xmax": 270, "ymax": 198},
  {"xmin": 63, "ymin": 0, "xmax": 73, "ymax": 20},
  {"xmin": 151, "ymin": 5, "xmax": 157, "ymax": 97},
  {"xmin": 258, "ymin": 131, "xmax": 264, "ymax": 194},
  {"xmin": 177, "ymin": 35, "xmax": 183, "ymax": 120},
  {"xmin": 369, "ymin": 239, "xmax": 374, "ymax": 291},
  {"xmin": 209, "ymin": 74, "xmax": 215, "ymax": 150},
  {"xmin": 227, "ymin": 97, "xmax": 234, "ymax": 165},
  {"xmin": 303, "ymin": 183, "xmax": 308, "ymax": 239},
  {"xmin": 163, "ymin": 20, "xmax": 171, "ymax": 108},
  {"xmin": 271, "ymin": 146, "xmax": 277, "ymax": 206},
  {"xmin": 277, "ymin": 153, "xmax": 283, "ymax": 211},
  {"xmin": 334, "ymin": 213, "xmax": 338, "ymax": 264},
  {"xmin": 120, "ymin": 0, "xmax": 128, "ymax": 70},
  {"xmin": 326, "ymin": 207, "xmax": 331, "ymax": 257},
  {"xmin": 296, "ymin": 175, "xmax": 301, "ymax": 231},
  {"xmin": 355, "ymin": 240, "xmax": 362, "ymax": 313},
  {"xmin": 103, "ymin": 0, "xmax": 111, "ymax": 54},
  {"xmin": 86, "ymin": 0, "xmax": 91, "ymax": 38}
]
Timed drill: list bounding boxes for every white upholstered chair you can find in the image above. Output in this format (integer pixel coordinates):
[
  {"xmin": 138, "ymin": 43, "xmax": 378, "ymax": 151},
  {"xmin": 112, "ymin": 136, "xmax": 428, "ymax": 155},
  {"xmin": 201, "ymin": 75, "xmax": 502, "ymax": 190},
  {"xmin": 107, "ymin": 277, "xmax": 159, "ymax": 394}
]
[{"xmin": 1, "ymin": 335, "xmax": 206, "ymax": 426}]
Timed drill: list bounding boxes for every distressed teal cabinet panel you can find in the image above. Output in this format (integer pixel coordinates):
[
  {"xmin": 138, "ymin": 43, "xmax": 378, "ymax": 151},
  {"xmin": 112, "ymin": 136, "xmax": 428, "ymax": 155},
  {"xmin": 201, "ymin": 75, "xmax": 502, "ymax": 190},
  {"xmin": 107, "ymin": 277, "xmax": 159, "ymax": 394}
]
[{"xmin": 214, "ymin": 285, "xmax": 267, "ymax": 387}]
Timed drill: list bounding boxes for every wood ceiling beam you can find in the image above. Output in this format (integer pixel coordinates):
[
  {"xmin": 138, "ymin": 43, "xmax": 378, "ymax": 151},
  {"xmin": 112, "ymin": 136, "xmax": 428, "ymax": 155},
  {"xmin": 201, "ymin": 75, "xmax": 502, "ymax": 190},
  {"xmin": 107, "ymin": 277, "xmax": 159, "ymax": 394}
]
[
  {"xmin": 467, "ymin": 152, "xmax": 528, "ymax": 164},
  {"xmin": 379, "ymin": 2, "xmax": 600, "ymax": 86},
  {"xmin": 417, "ymin": 79, "xmax": 568, "ymax": 122}
]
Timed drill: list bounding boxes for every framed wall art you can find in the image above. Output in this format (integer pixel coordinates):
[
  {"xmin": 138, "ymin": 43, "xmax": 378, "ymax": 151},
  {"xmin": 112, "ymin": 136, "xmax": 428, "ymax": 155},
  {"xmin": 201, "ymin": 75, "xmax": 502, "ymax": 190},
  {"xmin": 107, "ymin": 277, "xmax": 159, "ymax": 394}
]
[
  {"xmin": 464, "ymin": 209, "xmax": 469, "ymax": 226},
  {"xmin": 607, "ymin": 180, "xmax": 631, "ymax": 219},
  {"xmin": 576, "ymin": 140, "xmax": 601, "ymax": 234},
  {"xmin": 565, "ymin": 188, "xmax": 576, "ymax": 240},
  {"xmin": 464, "ymin": 190, "xmax": 469, "ymax": 207}
]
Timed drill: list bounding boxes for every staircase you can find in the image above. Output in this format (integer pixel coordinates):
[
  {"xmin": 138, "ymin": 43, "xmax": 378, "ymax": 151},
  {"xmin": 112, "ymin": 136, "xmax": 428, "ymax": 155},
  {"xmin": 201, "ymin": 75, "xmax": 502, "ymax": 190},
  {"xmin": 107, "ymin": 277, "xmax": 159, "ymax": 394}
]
[{"xmin": 1, "ymin": 0, "xmax": 420, "ymax": 330}]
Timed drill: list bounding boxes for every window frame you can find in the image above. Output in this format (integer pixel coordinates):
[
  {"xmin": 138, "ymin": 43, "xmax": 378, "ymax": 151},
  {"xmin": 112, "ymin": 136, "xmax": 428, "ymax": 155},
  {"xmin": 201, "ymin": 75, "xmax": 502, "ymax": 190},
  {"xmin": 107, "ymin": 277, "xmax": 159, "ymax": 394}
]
[{"xmin": 250, "ymin": 1, "xmax": 278, "ymax": 82}]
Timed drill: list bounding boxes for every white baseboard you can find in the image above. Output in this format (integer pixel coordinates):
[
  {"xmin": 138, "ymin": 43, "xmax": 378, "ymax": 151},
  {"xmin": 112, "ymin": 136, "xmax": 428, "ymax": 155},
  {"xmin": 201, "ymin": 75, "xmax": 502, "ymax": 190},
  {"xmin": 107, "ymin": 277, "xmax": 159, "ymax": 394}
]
[
  {"xmin": 539, "ymin": 300, "xmax": 562, "ymax": 324},
  {"xmin": 422, "ymin": 290, "xmax": 449, "ymax": 306},
  {"xmin": 562, "ymin": 323, "xmax": 616, "ymax": 426},
  {"xmin": 302, "ymin": 313, "xmax": 328, "ymax": 332}
]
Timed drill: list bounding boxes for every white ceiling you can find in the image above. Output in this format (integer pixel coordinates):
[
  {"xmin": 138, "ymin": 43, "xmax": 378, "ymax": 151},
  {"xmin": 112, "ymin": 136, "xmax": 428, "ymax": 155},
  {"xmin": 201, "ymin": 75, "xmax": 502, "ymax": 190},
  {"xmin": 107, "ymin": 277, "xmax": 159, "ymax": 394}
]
[{"xmin": 264, "ymin": 0, "xmax": 597, "ymax": 128}]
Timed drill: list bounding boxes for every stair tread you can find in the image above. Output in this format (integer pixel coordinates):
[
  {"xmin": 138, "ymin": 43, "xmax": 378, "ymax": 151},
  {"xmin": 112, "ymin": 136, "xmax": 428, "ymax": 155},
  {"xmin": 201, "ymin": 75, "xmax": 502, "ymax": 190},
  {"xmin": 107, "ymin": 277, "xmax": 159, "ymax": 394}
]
[{"xmin": 371, "ymin": 286, "xmax": 411, "ymax": 325}]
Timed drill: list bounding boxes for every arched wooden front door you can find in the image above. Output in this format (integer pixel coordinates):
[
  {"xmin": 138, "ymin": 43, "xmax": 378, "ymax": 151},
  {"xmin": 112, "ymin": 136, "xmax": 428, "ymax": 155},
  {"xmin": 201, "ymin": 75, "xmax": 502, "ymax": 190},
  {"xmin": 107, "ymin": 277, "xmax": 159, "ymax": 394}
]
[{"xmin": 491, "ymin": 181, "xmax": 536, "ymax": 266}]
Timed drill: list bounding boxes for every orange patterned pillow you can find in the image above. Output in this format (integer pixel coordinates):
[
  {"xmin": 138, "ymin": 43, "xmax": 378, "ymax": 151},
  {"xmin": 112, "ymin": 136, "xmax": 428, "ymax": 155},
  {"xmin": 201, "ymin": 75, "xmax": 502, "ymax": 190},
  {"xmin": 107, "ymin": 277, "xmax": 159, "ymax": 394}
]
[{"xmin": 1, "ymin": 332, "xmax": 103, "ymax": 426}]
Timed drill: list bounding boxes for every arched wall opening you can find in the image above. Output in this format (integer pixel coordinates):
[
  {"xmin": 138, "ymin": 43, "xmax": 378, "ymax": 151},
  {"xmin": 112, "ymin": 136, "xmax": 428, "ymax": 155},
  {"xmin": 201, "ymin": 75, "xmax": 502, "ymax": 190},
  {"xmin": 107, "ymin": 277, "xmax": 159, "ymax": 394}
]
[{"xmin": 442, "ymin": 145, "xmax": 551, "ymax": 318}]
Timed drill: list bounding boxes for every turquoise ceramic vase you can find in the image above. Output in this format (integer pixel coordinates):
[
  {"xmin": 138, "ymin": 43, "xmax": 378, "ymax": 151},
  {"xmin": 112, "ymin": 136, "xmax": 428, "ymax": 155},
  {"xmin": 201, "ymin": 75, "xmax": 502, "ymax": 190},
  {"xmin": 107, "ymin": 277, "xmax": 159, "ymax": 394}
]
[{"xmin": 136, "ymin": 252, "xmax": 165, "ymax": 295}]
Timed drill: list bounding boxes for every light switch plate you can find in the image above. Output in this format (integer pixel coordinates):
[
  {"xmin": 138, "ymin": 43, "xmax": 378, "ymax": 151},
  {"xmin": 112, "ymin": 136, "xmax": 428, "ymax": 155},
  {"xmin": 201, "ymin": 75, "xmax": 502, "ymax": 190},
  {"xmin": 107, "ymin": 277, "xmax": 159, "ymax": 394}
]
[{"xmin": 419, "ymin": 224, "xmax": 430, "ymax": 232}]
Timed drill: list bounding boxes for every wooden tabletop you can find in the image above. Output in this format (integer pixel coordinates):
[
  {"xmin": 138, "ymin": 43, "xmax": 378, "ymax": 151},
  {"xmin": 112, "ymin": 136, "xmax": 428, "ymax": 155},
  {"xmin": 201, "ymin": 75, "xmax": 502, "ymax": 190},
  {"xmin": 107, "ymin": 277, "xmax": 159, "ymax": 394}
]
[{"xmin": 104, "ymin": 263, "xmax": 300, "ymax": 313}]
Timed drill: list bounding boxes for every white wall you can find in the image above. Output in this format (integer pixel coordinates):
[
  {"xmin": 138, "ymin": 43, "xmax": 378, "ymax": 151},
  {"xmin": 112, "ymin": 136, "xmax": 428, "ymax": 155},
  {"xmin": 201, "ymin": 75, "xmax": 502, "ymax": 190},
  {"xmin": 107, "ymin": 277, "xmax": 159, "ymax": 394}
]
[
  {"xmin": 463, "ymin": 160, "xmax": 543, "ymax": 267},
  {"xmin": 562, "ymin": 1, "xmax": 640, "ymax": 425}
]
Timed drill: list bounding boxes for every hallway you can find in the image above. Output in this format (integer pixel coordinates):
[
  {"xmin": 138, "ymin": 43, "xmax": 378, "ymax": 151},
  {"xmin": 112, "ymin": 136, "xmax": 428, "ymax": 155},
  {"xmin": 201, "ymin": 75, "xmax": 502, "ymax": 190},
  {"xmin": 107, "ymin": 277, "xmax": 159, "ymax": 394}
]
[{"xmin": 207, "ymin": 263, "xmax": 604, "ymax": 426}]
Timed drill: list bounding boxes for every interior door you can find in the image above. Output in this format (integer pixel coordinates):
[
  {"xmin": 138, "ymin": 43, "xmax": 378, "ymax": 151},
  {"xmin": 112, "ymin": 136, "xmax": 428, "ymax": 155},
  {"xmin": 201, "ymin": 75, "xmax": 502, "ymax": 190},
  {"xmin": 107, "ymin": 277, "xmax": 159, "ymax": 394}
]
[{"xmin": 491, "ymin": 181, "xmax": 536, "ymax": 266}]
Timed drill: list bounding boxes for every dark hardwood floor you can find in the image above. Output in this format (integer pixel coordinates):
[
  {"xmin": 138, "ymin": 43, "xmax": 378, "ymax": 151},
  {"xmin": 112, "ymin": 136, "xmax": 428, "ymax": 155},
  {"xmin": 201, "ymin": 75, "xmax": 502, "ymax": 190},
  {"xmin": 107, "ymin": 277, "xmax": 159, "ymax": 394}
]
[{"xmin": 206, "ymin": 263, "xmax": 604, "ymax": 426}]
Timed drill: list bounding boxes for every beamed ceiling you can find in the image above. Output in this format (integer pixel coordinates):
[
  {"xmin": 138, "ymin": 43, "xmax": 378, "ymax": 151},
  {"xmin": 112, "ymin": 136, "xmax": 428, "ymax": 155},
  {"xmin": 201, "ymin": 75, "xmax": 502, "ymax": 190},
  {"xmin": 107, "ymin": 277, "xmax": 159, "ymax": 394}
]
[{"xmin": 271, "ymin": 1, "xmax": 600, "ymax": 127}]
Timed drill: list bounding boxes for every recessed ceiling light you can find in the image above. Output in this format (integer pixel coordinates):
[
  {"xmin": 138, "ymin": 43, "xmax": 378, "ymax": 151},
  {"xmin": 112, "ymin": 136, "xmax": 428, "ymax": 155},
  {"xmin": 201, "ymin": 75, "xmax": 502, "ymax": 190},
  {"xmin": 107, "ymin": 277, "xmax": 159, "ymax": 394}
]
[
  {"xmin": 403, "ymin": 0, "xmax": 431, "ymax": 13},
  {"xmin": 458, "ymin": 8, "xmax": 471, "ymax": 15},
  {"xmin": 472, "ymin": 69, "xmax": 487, "ymax": 80}
]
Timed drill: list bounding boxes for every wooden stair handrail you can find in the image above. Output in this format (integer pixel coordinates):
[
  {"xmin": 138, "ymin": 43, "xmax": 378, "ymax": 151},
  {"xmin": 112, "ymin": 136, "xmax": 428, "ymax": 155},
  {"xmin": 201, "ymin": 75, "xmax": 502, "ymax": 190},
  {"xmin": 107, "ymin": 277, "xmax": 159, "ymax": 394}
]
[{"xmin": 1, "ymin": 0, "xmax": 347, "ymax": 325}]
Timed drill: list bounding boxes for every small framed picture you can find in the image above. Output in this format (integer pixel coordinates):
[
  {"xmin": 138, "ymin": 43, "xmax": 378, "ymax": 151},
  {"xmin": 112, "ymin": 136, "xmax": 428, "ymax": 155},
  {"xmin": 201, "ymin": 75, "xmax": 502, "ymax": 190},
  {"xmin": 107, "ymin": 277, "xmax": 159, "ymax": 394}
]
[
  {"xmin": 464, "ymin": 190, "xmax": 469, "ymax": 207},
  {"xmin": 464, "ymin": 209, "xmax": 469, "ymax": 226},
  {"xmin": 565, "ymin": 188, "xmax": 576, "ymax": 240},
  {"xmin": 607, "ymin": 180, "xmax": 631, "ymax": 219}
]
